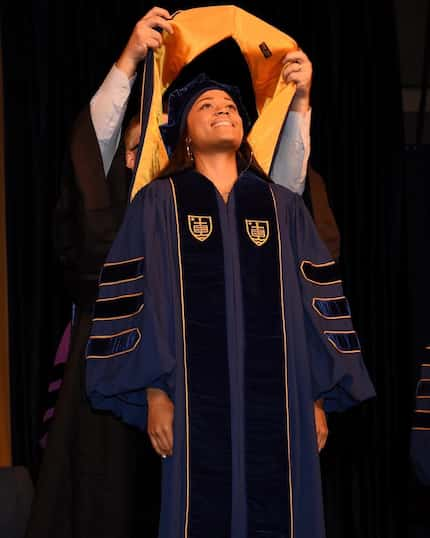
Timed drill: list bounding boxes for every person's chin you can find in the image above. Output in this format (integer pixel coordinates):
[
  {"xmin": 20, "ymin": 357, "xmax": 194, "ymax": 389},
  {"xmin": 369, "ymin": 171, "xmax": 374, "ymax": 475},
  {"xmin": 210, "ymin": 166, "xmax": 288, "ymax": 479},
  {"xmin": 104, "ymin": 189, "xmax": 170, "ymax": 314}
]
[{"xmin": 213, "ymin": 135, "xmax": 240, "ymax": 149}]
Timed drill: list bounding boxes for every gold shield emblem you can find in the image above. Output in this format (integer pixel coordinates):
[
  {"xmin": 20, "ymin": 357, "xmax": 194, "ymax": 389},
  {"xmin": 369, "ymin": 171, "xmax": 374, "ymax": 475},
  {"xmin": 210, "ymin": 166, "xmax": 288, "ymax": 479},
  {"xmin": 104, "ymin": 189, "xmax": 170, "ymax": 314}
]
[
  {"xmin": 188, "ymin": 215, "xmax": 213, "ymax": 242},
  {"xmin": 245, "ymin": 219, "xmax": 270, "ymax": 246}
]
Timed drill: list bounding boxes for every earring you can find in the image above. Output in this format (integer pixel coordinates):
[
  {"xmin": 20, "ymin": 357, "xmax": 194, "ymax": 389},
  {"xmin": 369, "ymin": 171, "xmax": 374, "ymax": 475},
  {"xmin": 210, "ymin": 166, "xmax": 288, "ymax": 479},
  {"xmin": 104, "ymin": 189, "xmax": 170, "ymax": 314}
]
[
  {"xmin": 185, "ymin": 137, "xmax": 194, "ymax": 162},
  {"xmin": 244, "ymin": 149, "xmax": 253, "ymax": 171}
]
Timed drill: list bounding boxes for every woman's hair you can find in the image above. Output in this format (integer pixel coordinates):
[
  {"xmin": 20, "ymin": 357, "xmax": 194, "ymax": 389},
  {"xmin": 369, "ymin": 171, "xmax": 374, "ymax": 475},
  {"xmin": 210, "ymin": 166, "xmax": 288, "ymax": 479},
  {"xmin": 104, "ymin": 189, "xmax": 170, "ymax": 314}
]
[{"xmin": 156, "ymin": 130, "xmax": 272, "ymax": 183}]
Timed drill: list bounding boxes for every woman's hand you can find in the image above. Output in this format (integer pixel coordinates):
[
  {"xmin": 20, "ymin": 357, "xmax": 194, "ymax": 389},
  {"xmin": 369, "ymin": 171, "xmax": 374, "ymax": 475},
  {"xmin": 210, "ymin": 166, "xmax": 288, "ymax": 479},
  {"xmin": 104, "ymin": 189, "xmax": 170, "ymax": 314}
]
[
  {"xmin": 314, "ymin": 399, "xmax": 328, "ymax": 452},
  {"xmin": 147, "ymin": 387, "xmax": 174, "ymax": 457},
  {"xmin": 116, "ymin": 7, "xmax": 174, "ymax": 78},
  {"xmin": 281, "ymin": 48, "xmax": 313, "ymax": 113}
]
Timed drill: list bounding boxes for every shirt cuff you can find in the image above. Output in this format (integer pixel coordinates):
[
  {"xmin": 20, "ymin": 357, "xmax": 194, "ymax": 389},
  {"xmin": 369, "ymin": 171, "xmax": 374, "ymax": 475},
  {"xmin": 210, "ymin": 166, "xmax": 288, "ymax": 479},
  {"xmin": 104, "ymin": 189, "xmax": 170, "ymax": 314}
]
[{"xmin": 111, "ymin": 63, "xmax": 137, "ymax": 91}]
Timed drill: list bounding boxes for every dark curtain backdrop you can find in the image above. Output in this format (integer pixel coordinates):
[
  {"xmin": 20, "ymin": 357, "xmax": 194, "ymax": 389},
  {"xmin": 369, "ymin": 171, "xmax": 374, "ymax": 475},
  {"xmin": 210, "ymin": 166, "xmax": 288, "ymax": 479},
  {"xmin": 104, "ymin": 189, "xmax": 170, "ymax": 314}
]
[
  {"xmin": 2, "ymin": 1, "xmax": 413, "ymax": 537},
  {"xmin": 403, "ymin": 145, "xmax": 430, "ymax": 538}
]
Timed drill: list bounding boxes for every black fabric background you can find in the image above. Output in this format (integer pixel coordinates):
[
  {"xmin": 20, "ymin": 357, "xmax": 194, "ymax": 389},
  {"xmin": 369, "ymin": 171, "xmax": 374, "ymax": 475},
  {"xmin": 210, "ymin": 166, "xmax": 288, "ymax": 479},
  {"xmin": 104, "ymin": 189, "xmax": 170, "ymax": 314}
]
[{"xmin": 3, "ymin": 1, "xmax": 427, "ymax": 537}]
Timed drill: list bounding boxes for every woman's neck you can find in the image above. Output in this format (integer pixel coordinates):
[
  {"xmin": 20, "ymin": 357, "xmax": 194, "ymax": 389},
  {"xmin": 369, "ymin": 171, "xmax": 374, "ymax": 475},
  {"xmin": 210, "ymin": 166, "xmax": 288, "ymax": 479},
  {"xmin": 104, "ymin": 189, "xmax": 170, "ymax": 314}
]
[{"xmin": 194, "ymin": 152, "xmax": 238, "ymax": 202}]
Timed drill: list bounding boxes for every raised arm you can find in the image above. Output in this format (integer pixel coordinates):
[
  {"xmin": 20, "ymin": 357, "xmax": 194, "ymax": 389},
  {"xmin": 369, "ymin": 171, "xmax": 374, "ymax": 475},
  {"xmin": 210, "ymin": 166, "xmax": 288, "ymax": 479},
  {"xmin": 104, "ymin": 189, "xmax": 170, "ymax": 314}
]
[
  {"xmin": 90, "ymin": 7, "xmax": 173, "ymax": 174},
  {"xmin": 270, "ymin": 49, "xmax": 312, "ymax": 194}
]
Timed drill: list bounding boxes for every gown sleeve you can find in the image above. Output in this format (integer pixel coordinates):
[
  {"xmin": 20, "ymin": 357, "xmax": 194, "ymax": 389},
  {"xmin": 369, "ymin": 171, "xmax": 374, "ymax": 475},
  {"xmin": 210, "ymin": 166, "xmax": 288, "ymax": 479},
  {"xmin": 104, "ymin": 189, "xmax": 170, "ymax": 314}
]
[
  {"xmin": 85, "ymin": 187, "xmax": 175, "ymax": 430},
  {"xmin": 291, "ymin": 193, "xmax": 376, "ymax": 412}
]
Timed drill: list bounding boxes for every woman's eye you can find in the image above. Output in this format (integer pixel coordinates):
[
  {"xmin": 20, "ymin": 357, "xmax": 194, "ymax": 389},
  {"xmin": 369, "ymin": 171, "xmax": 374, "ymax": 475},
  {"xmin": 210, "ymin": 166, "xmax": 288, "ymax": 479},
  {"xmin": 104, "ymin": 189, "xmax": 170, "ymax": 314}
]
[
  {"xmin": 200, "ymin": 103, "xmax": 212, "ymax": 109},
  {"xmin": 227, "ymin": 104, "xmax": 237, "ymax": 110}
]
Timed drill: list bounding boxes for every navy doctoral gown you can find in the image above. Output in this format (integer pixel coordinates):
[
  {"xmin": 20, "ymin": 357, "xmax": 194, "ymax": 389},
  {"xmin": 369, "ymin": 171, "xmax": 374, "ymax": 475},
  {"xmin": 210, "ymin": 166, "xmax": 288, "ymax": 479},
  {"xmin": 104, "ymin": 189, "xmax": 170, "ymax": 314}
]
[{"xmin": 86, "ymin": 169, "xmax": 375, "ymax": 538}]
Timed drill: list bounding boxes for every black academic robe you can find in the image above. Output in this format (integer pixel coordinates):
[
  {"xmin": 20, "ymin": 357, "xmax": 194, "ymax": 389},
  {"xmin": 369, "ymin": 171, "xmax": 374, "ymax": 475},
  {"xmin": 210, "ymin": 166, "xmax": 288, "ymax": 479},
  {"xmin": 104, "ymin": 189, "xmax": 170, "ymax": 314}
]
[
  {"xmin": 25, "ymin": 107, "xmax": 160, "ymax": 538},
  {"xmin": 303, "ymin": 165, "xmax": 341, "ymax": 261},
  {"xmin": 86, "ymin": 169, "xmax": 376, "ymax": 538}
]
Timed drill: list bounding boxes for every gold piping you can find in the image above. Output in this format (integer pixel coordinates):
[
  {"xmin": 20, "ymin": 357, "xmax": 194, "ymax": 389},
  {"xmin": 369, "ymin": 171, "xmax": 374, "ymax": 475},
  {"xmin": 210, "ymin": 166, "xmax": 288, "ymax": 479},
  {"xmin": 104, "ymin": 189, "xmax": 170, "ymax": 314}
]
[
  {"xmin": 270, "ymin": 186, "xmax": 294, "ymax": 538},
  {"xmin": 100, "ymin": 257, "xmax": 144, "ymax": 287},
  {"xmin": 169, "ymin": 178, "xmax": 190, "ymax": 538},
  {"xmin": 93, "ymin": 292, "xmax": 144, "ymax": 321},
  {"xmin": 323, "ymin": 330, "xmax": 361, "ymax": 354},
  {"xmin": 87, "ymin": 328, "xmax": 141, "ymax": 359},
  {"xmin": 100, "ymin": 275, "xmax": 144, "ymax": 287},
  {"xmin": 311, "ymin": 296, "xmax": 351, "ymax": 320},
  {"xmin": 300, "ymin": 259, "xmax": 342, "ymax": 286},
  {"xmin": 103, "ymin": 256, "xmax": 144, "ymax": 266}
]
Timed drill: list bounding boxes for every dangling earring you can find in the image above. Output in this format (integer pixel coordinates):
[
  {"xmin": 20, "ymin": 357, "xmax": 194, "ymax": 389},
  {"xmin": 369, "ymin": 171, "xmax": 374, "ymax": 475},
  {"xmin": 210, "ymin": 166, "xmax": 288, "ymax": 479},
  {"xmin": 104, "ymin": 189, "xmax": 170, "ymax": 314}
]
[
  {"xmin": 244, "ymin": 149, "xmax": 253, "ymax": 172},
  {"xmin": 185, "ymin": 137, "xmax": 194, "ymax": 163}
]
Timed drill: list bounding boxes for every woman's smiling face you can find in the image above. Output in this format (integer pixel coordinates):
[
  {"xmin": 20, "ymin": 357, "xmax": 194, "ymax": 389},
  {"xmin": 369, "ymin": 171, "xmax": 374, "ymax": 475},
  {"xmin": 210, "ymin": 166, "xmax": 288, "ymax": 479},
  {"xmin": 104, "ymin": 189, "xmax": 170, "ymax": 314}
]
[{"xmin": 186, "ymin": 89, "xmax": 244, "ymax": 153}]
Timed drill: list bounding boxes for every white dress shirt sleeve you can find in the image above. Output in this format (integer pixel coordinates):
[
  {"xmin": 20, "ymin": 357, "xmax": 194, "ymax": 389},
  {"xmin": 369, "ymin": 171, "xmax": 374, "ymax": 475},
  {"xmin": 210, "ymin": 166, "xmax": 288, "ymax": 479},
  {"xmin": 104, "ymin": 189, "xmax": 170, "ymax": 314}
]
[
  {"xmin": 90, "ymin": 64, "xmax": 137, "ymax": 175},
  {"xmin": 269, "ymin": 108, "xmax": 311, "ymax": 195}
]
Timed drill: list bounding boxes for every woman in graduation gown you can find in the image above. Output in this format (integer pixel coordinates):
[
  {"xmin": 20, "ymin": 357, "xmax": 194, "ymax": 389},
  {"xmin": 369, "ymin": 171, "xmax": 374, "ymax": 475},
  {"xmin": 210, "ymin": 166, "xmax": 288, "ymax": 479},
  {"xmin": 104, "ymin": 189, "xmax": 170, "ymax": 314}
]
[
  {"xmin": 86, "ymin": 74, "xmax": 376, "ymax": 538},
  {"xmin": 27, "ymin": 7, "xmax": 316, "ymax": 538}
]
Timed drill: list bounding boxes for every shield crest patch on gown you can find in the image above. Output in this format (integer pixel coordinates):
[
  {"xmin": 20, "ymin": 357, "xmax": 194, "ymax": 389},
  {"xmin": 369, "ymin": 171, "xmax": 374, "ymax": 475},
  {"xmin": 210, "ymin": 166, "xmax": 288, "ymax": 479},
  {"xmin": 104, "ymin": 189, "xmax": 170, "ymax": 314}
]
[
  {"xmin": 245, "ymin": 219, "xmax": 270, "ymax": 246},
  {"xmin": 188, "ymin": 215, "xmax": 213, "ymax": 242}
]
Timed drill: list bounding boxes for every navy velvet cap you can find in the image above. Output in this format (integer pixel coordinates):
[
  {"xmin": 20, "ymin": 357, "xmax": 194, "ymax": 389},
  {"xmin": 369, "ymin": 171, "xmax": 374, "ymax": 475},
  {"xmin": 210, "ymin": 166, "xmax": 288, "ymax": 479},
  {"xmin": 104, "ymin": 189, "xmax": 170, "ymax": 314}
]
[{"xmin": 160, "ymin": 73, "xmax": 251, "ymax": 157}]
